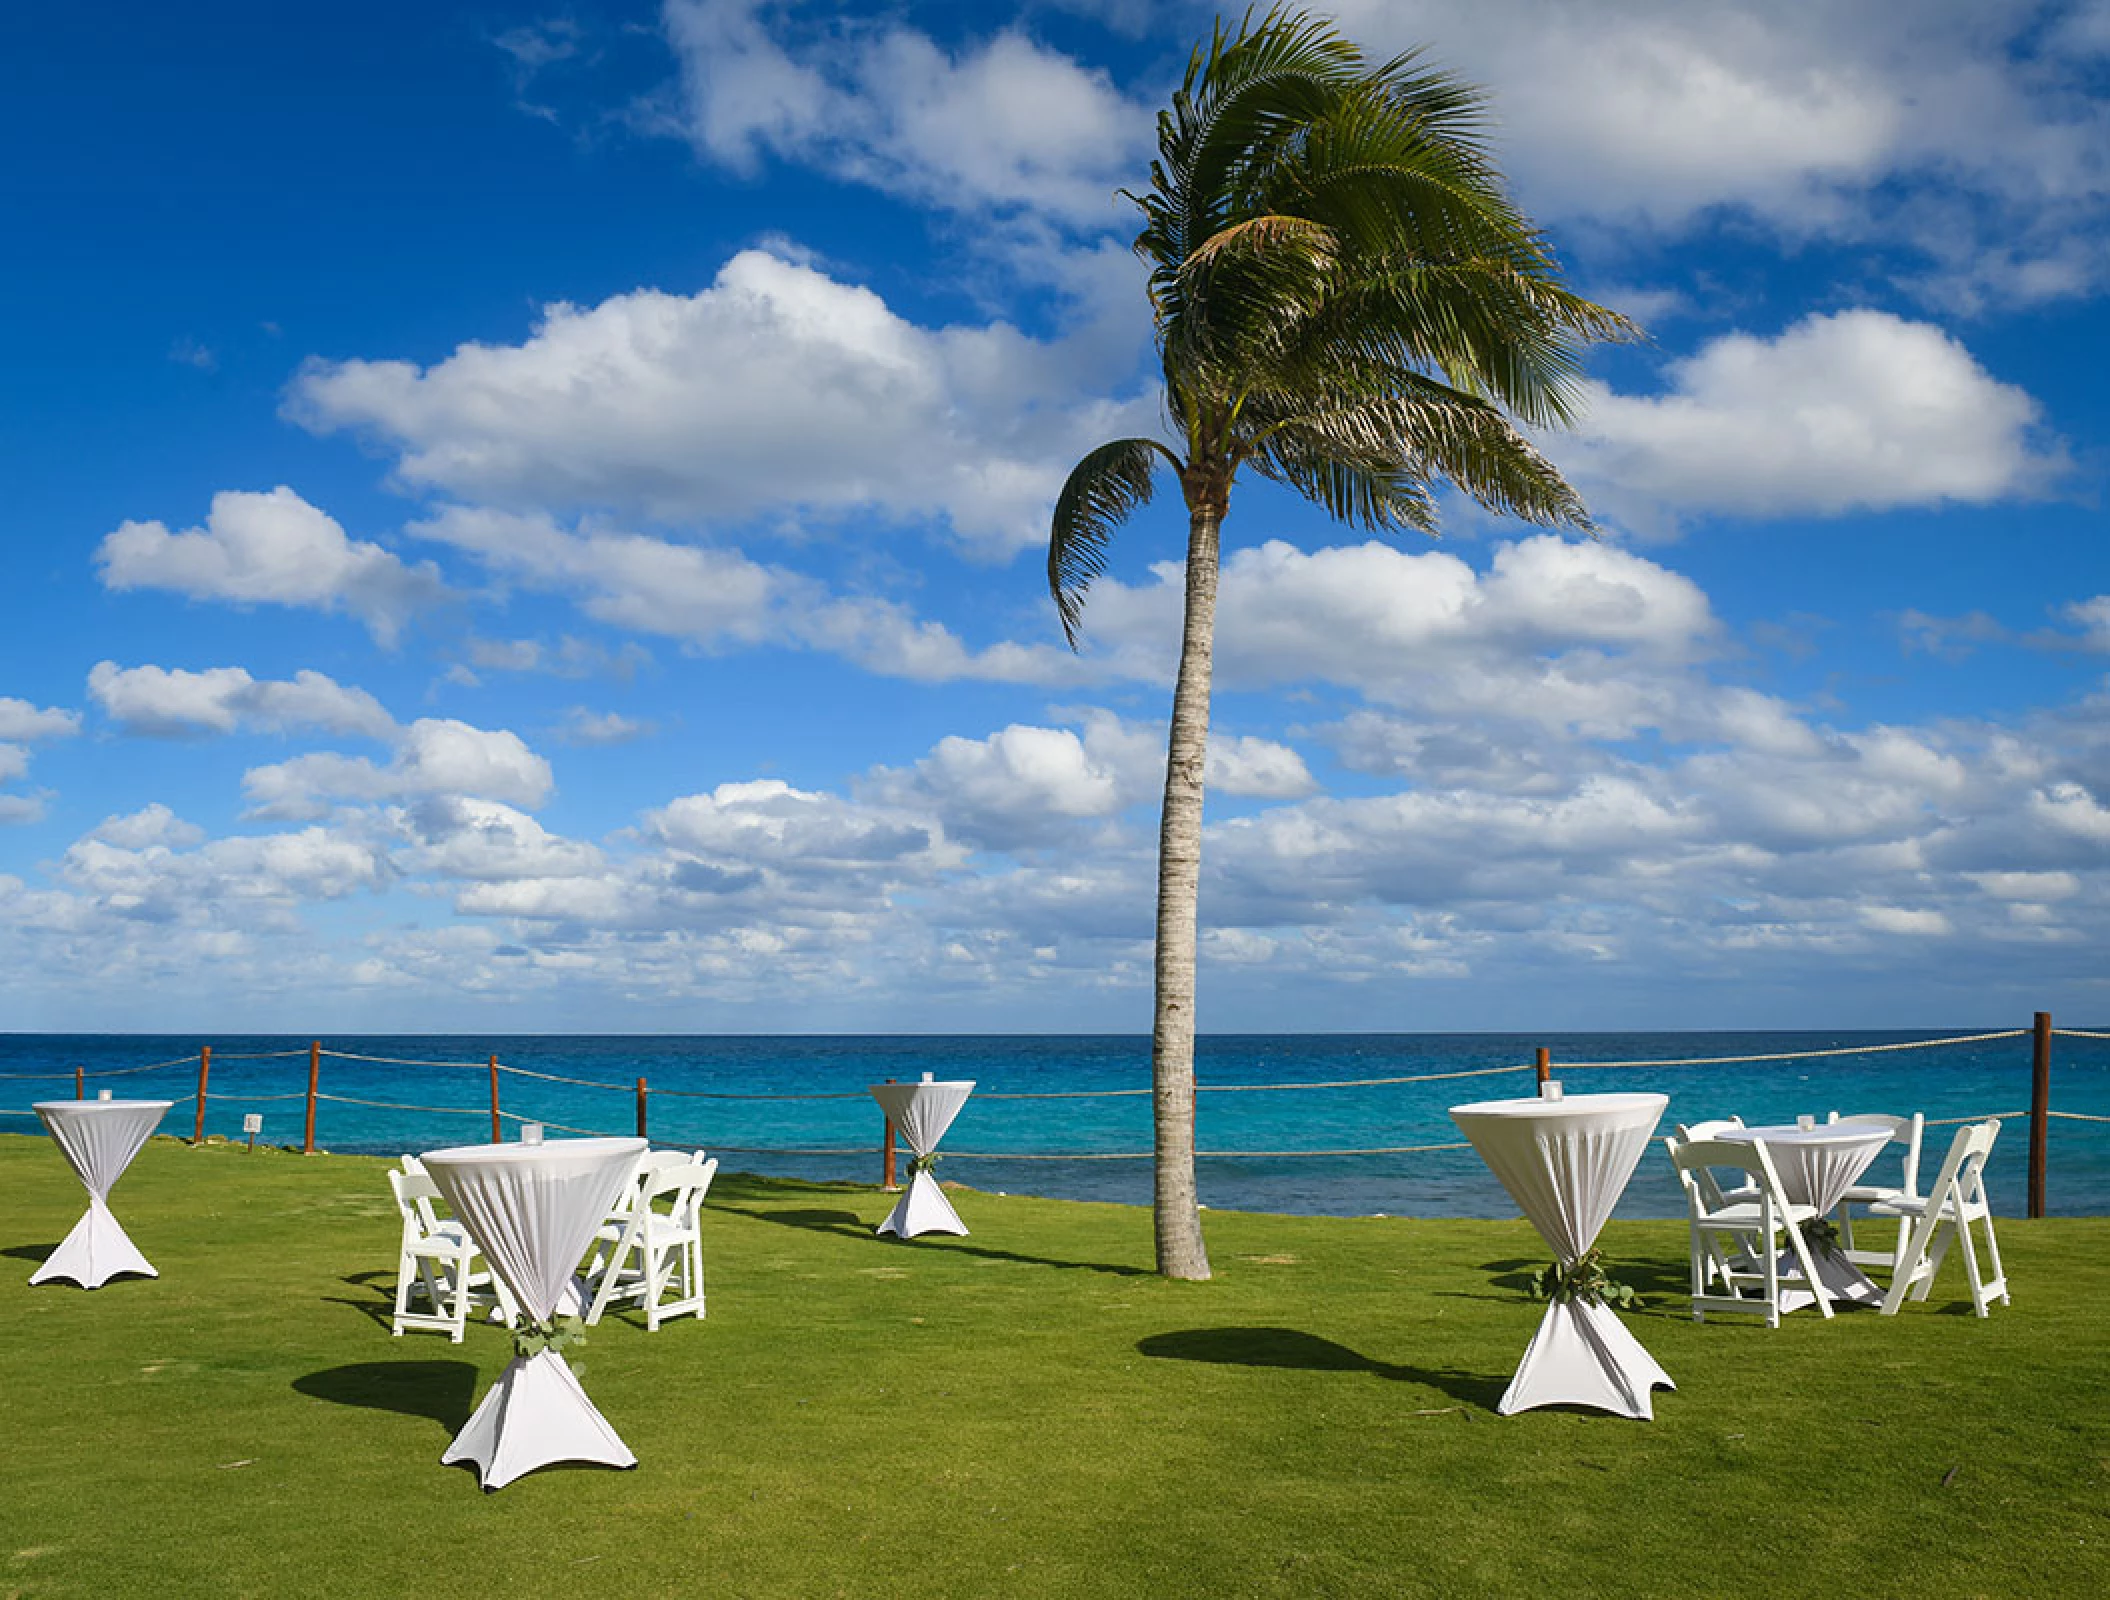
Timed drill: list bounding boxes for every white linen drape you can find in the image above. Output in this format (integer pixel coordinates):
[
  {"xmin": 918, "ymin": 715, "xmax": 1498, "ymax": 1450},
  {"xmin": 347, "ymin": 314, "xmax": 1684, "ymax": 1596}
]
[
  {"xmin": 870, "ymin": 1080, "xmax": 974, "ymax": 1238},
  {"xmin": 1450, "ymin": 1093, "xmax": 1673, "ymax": 1419},
  {"xmin": 30, "ymin": 1099, "xmax": 171, "ymax": 1289},
  {"xmin": 421, "ymin": 1137, "xmax": 646, "ymax": 1489}
]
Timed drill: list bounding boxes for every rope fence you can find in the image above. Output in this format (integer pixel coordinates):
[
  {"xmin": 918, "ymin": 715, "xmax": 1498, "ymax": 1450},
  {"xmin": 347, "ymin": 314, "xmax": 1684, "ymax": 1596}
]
[{"xmin": 3, "ymin": 1013, "xmax": 2103, "ymax": 1216}]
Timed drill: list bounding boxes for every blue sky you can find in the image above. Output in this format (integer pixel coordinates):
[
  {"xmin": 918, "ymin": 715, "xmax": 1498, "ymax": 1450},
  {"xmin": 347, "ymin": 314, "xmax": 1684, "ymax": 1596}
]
[{"xmin": 2, "ymin": 0, "xmax": 2106, "ymax": 1035}]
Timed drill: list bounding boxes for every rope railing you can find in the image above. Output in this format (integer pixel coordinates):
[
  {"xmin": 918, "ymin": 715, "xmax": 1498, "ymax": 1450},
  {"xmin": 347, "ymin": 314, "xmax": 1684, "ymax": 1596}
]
[
  {"xmin": 1557, "ymin": 1028, "xmax": 2029, "ymax": 1070},
  {"xmin": 7, "ymin": 1015, "xmax": 2102, "ymax": 1212},
  {"xmin": 320, "ymin": 1048, "xmax": 488, "ymax": 1070}
]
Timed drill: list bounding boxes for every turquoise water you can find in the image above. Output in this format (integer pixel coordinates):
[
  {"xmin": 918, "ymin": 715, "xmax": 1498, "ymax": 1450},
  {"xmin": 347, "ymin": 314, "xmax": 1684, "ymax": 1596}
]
[{"xmin": 4, "ymin": 1030, "xmax": 2105, "ymax": 1219}]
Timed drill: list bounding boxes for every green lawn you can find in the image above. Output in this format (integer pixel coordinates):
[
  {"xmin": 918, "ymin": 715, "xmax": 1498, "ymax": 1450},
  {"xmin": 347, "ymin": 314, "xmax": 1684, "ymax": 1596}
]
[{"xmin": 2, "ymin": 1134, "xmax": 2105, "ymax": 1599}]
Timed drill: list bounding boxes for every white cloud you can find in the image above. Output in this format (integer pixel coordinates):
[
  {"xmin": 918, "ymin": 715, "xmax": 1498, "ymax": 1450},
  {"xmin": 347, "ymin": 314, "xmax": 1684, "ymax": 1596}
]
[
  {"xmin": 397, "ymin": 796, "xmax": 604, "ymax": 882},
  {"xmin": 661, "ymin": 0, "xmax": 1145, "ymax": 228},
  {"xmin": 87, "ymin": 662, "xmax": 396, "ymax": 740},
  {"xmin": 557, "ymin": 708, "xmax": 652, "ymax": 746},
  {"xmin": 1076, "ymin": 534, "xmax": 1719, "ymax": 713},
  {"xmin": 1561, "ymin": 310, "xmax": 2062, "ymax": 530},
  {"xmin": 647, "ymin": 777, "xmax": 951, "ymax": 878},
  {"xmin": 242, "ymin": 718, "xmax": 554, "ymax": 819},
  {"xmin": 95, "ymin": 486, "xmax": 447, "ymax": 644},
  {"xmin": 1331, "ymin": 1, "xmax": 2110, "ymax": 303},
  {"xmin": 0, "ymin": 698, "xmax": 80, "ymax": 741},
  {"xmin": 296, "ymin": 250, "xmax": 1137, "ymax": 559},
  {"xmin": 91, "ymin": 803, "xmax": 207, "ymax": 850}
]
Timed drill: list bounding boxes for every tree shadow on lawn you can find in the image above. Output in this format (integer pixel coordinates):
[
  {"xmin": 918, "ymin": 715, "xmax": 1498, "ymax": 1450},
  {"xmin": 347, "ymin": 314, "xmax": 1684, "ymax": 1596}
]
[
  {"xmin": 720, "ymin": 1203, "xmax": 1152, "ymax": 1277},
  {"xmin": 293, "ymin": 1360, "xmax": 481, "ymax": 1433},
  {"xmin": 1137, "ymin": 1326, "xmax": 1508, "ymax": 1408}
]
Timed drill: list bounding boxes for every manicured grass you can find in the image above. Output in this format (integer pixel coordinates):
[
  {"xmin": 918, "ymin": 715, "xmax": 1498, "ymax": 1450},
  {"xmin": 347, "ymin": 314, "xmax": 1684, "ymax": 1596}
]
[{"xmin": 3, "ymin": 1134, "xmax": 2106, "ymax": 1599}]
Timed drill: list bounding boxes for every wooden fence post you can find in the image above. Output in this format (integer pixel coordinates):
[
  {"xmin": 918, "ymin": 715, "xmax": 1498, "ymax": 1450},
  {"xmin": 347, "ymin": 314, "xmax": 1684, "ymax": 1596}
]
[
  {"xmin": 2029, "ymin": 1011, "xmax": 2051, "ymax": 1219},
  {"xmin": 882, "ymin": 1077, "xmax": 897, "ymax": 1189},
  {"xmin": 635, "ymin": 1077, "xmax": 649, "ymax": 1140},
  {"xmin": 192, "ymin": 1045, "xmax": 211, "ymax": 1143},
  {"xmin": 73, "ymin": 1064, "xmax": 83, "ymax": 1098},
  {"xmin": 303, "ymin": 1041, "xmax": 320, "ymax": 1154},
  {"xmin": 488, "ymin": 1055, "xmax": 502, "ymax": 1143},
  {"xmin": 1535, "ymin": 1047, "xmax": 1551, "ymax": 1090}
]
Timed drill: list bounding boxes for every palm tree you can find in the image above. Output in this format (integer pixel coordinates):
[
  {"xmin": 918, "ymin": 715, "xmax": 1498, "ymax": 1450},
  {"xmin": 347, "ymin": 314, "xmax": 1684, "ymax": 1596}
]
[{"xmin": 1048, "ymin": 6, "xmax": 1638, "ymax": 1279}]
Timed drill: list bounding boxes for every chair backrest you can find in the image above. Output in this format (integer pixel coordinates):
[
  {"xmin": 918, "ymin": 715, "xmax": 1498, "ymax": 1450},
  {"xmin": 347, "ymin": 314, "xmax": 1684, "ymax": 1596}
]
[
  {"xmin": 388, "ymin": 1167, "xmax": 446, "ymax": 1238},
  {"xmin": 1919, "ymin": 1119, "xmax": 2000, "ymax": 1217},
  {"xmin": 1669, "ymin": 1135, "xmax": 1789, "ymax": 1221},
  {"xmin": 642, "ymin": 1156, "xmax": 718, "ymax": 1221},
  {"xmin": 1827, "ymin": 1111, "xmax": 1925, "ymax": 1196},
  {"xmin": 1677, "ymin": 1117, "xmax": 1745, "ymax": 1142}
]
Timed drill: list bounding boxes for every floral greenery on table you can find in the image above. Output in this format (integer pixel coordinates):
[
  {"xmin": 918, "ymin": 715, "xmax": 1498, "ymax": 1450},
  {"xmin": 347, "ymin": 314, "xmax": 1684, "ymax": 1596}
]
[
  {"xmin": 512, "ymin": 1314, "xmax": 586, "ymax": 1361},
  {"xmin": 1526, "ymin": 1248, "xmax": 1643, "ymax": 1310}
]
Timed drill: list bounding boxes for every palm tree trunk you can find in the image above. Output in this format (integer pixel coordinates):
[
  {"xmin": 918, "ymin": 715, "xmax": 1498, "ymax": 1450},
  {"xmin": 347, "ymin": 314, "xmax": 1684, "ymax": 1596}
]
[{"xmin": 1151, "ymin": 492, "xmax": 1222, "ymax": 1281}]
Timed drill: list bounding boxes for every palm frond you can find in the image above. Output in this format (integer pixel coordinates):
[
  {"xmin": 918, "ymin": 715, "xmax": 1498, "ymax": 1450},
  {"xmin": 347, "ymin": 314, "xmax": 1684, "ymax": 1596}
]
[{"xmin": 1048, "ymin": 438, "xmax": 1179, "ymax": 649}]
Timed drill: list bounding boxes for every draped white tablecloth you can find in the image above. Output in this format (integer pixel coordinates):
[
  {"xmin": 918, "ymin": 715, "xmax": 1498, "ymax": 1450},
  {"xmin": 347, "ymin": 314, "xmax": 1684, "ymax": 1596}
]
[
  {"xmin": 30, "ymin": 1099, "xmax": 171, "ymax": 1289},
  {"xmin": 421, "ymin": 1137, "xmax": 646, "ymax": 1490},
  {"xmin": 1722, "ymin": 1122, "xmax": 1893, "ymax": 1311},
  {"xmin": 1450, "ymin": 1093, "xmax": 1673, "ymax": 1419},
  {"xmin": 870, "ymin": 1080, "xmax": 974, "ymax": 1238}
]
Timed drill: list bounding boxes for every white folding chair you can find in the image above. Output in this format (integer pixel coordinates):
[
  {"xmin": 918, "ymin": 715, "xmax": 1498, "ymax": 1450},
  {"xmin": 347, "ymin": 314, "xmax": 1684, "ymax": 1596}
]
[
  {"xmin": 1825, "ymin": 1111, "xmax": 1923, "ymax": 1273},
  {"xmin": 388, "ymin": 1167, "xmax": 503, "ymax": 1343},
  {"xmin": 583, "ymin": 1157, "xmax": 718, "ymax": 1331},
  {"xmin": 1875, "ymin": 1120, "xmax": 2009, "ymax": 1317},
  {"xmin": 1667, "ymin": 1135, "xmax": 1832, "ymax": 1327},
  {"xmin": 1671, "ymin": 1118, "xmax": 1753, "ymax": 1277}
]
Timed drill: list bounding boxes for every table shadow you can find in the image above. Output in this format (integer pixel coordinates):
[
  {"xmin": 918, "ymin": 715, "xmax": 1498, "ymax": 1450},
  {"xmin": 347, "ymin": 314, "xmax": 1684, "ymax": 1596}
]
[
  {"xmin": 2, "ymin": 1243, "xmax": 54, "ymax": 1263},
  {"xmin": 293, "ymin": 1361, "xmax": 480, "ymax": 1433},
  {"xmin": 1136, "ymin": 1326, "xmax": 1507, "ymax": 1408},
  {"xmin": 720, "ymin": 1202, "xmax": 1152, "ymax": 1277}
]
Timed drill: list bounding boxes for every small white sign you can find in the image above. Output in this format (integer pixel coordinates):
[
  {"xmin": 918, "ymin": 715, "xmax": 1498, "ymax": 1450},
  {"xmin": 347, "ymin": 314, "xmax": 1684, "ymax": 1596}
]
[{"xmin": 243, "ymin": 1113, "xmax": 263, "ymax": 1134}]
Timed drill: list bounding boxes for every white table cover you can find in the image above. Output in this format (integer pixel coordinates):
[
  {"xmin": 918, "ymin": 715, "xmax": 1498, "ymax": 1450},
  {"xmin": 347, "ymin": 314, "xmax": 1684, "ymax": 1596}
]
[
  {"xmin": 30, "ymin": 1099, "xmax": 171, "ymax": 1289},
  {"xmin": 421, "ymin": 1137, "xmax": 646, "ymax": 1490},
  {"xmin": 1450, "ymin": 1093, "xmax": 1674, "ymax": 1420},
  {"xmin": 1722, "ymin": 1122, "xmax": 1893, "ymax": 1311},
  {"xmin": 870, "ymin": 1080, "xmax": 974, "ymax": 1238}
]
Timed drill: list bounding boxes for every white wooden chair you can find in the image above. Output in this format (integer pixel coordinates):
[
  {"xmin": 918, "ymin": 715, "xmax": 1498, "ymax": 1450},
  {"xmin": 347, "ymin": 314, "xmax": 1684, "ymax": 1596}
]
[
  {"xmin": 1825, "ymin": 1111, "xmax": 1924, "ymax": 1273},
  {"xmin": 582, "ymin": 1157, "xmax": 718, "ymax": 1331},
  {"xmin": 388, "ymin": 1167, "xmax": 500, "ymax": 1343},
  {"xmin": 1667, "ymin": 1134, "xmax": 1832, "ymax": 1327},
  {"xmin": 1875, "ymin": 1120, "xmax": 2009, "ymax": 1317},
  {"xmin": 1671, "ymin": 1118, "xmax": 1753, "ymax": 1278}
]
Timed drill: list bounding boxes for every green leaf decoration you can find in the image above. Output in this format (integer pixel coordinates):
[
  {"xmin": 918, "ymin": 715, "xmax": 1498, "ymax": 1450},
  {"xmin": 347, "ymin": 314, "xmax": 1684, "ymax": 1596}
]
[
  {"xmin": 1524, "ymin": 1248, "xmax": 1643, "ymax": 1310},
  {"xmin": 511, "ymin": 1313, "xmax": 588, "ymax": 1361}
]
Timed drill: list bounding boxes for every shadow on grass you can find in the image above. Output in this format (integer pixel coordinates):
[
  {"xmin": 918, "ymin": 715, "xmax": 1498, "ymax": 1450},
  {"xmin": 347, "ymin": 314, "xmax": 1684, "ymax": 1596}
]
[
  {"xmin": 719, "ymin": 1202, "xmax": 1152, "ymax": 1277},
  {"xmin": 3, "ymin": 1242, "xmax": 54, "ymax": 1263},
  {"xmin": 294, "ymin": 1361, "xmax": 480, "ymax": 1433},
  {"xmin": 1137, "ymin": 1326, "xmax": 1507, "ymax": 1408}
]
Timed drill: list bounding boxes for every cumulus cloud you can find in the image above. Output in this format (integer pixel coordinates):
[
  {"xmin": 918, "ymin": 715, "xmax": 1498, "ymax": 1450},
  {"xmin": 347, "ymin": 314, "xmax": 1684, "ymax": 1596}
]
[
  {"xmin": 95, "ymin": 486, "xmax": 447, "ymax": 644},
  {"xmin": 410, "ymin": 506, "xmax": 1080, "ymax": 684},
  {"xmin": 0, "ymin": 698, "xmax": 81, "ymax": 741},
  {"xmin": 1330, "ymin": 0, "xmax": 2110, "ymax": 304},
  {"xmin": 90, "ymin": 803, "xmax": 208, "ymax": 850},
  {"xmin": 243, "ymin": 718, "xmax": 554, "ymax": 819},
  {"xmin": 88, "ymin": 662, "xmax": 396, "ymax": 739},
  {"xmin": 1076, "ymin": 534, "xmax": 1720, "ymax": 714},
  {"xmin": 296, "ymin": 250, "xmax": 1146, "ymax": 559},
  {"xmin": 661, "ymin": 0, "xmax": 1145, "ymax": 228},
  {"xmin": 1559, "ymin": 310, "xmax": 2063, "ymax": 531}
]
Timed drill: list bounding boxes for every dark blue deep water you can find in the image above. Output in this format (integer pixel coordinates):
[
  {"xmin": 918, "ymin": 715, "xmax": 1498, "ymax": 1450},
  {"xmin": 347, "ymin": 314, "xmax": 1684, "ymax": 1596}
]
[{"xmin": 5, "ymin": 1030, "xmax": 2105, "ymax": 1219}]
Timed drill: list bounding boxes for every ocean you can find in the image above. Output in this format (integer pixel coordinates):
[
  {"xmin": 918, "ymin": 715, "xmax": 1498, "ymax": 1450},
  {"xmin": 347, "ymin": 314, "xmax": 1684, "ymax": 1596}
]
[{"xmin": 4, "ymin": 1029, "xmax": 2106, "ymax": 1220}]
